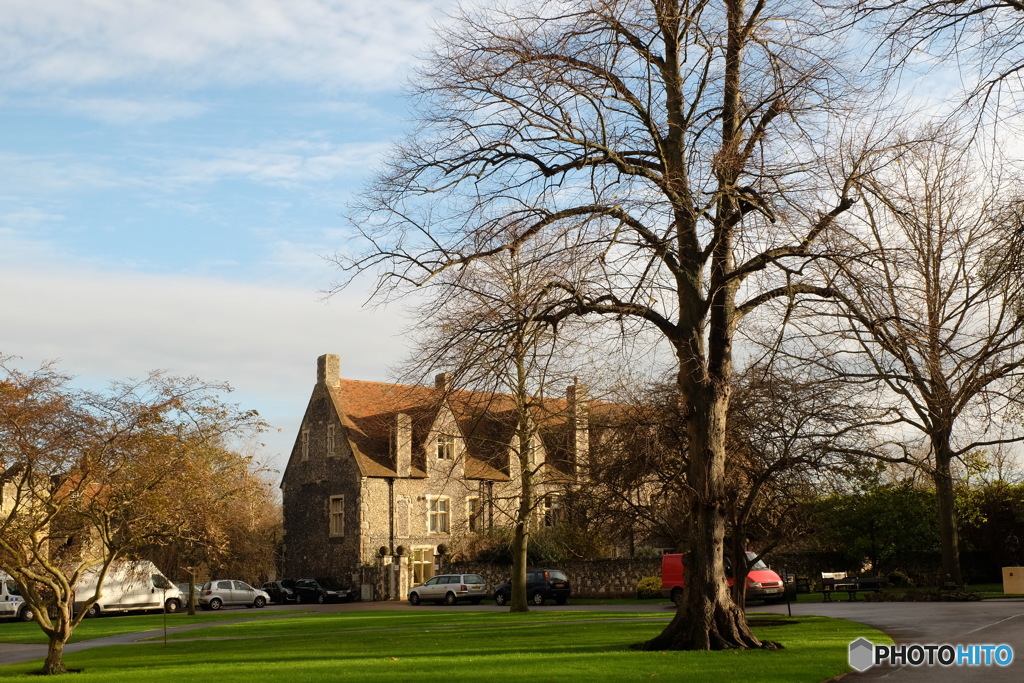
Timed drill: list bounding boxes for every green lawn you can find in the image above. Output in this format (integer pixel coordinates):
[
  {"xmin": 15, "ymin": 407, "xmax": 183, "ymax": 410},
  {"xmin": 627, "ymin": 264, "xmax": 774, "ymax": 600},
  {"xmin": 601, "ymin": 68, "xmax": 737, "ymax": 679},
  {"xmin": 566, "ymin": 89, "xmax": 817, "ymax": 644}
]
[
  {"xmin": 0, "ymin": 610, "xmax": 890, "ymax": 681},
  {"xmin": 0, "ymin": 611, "xmax": 300, "ymax": 645}
]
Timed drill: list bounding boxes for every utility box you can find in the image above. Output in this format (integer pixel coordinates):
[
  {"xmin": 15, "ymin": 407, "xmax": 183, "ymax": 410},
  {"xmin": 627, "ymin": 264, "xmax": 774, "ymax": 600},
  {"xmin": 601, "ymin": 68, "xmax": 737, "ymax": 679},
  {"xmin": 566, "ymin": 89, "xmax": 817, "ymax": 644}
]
[{"xmin": 1002, "ymin": 567, "xmax": 1024, "ymax": 594}]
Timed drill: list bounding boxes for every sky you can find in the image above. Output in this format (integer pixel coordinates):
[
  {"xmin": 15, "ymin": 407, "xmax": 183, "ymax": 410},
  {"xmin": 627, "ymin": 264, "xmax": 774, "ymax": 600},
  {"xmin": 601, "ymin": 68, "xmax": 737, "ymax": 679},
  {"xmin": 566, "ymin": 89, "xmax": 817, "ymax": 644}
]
[{"xmin": 0, "ymin": 0, "xmax": 457, "ymax": 476}]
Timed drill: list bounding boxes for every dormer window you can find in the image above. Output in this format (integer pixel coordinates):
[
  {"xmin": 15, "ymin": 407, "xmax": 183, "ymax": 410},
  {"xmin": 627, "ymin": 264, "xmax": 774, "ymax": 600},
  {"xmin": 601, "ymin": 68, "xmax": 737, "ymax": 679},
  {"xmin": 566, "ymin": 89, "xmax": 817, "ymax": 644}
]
[{"xmin": 436, "ymin": 433, "xmax": 455, "ymax": 460}]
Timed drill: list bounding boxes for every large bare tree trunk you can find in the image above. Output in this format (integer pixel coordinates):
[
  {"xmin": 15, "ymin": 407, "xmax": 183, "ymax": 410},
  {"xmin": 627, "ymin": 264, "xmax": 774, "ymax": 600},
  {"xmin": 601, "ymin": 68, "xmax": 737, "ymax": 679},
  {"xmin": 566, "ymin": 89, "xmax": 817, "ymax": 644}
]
[
  {"xmin": 637, "ymin": 386, "xmax": 776, "ymax": 650},
  {"xmin": 933, "ymin": 434, "xmax": 963, "ymax": 586}
]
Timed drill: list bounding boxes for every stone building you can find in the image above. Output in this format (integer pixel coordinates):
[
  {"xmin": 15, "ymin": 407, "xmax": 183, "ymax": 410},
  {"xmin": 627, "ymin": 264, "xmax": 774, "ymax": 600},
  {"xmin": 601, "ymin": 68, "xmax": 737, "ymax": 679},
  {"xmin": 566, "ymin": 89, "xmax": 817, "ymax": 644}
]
[{"xmin": 281, "ymin": 354, "xmax": 593, "ymax": 600}]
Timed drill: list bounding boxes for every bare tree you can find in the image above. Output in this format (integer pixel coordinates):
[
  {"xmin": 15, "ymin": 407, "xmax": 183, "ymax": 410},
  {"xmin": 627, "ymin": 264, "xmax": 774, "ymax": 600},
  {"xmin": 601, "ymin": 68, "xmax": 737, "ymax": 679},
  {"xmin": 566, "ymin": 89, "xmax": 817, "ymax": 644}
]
[
  {"xmin": 723, "ymin": 360, "xmax": 888, "ymax": 603},
  {"xmin": 399, "ymin": 249, "xmax": 586, "ymax": 611},
  {"xmin": 798, "ymin": 132, "xmax": 1024, "ymax": 585},
  {"xmin": 849, "ymin": 1, "xmax": 1024, "ymax": 113},
  {"xmin": 0, "ymin": 355, "xmax": 264, "ymax": 674},
  {"xmin": 336, "ymin": 0, "xmax": 885, "ymax": 650}
]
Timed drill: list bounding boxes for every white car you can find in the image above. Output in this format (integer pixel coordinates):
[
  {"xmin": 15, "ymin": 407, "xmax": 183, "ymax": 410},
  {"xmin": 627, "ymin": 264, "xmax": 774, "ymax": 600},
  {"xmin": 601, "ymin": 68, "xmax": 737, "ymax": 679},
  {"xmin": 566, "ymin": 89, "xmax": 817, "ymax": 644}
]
[
  {"xmin": 408, "ymin": 573, "xmax": 487, "ymax": 605},
  {"xmin": 198, "ymin": 580, "xmax": 269, "ymax": 610}
]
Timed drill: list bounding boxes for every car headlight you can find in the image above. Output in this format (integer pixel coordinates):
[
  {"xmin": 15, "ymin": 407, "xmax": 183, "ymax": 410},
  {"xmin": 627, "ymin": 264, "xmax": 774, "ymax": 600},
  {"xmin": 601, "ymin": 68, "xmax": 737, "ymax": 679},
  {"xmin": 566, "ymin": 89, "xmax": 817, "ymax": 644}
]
[{"xmin": 748, "ymin": 582, "xmax": 762, "ymax": 588}]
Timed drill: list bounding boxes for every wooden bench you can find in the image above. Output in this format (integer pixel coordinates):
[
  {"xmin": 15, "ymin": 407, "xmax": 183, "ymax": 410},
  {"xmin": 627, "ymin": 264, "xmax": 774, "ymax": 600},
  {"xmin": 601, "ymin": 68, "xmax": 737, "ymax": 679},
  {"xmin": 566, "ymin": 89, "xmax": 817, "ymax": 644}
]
[{"xmin": 821, "ymin": 574, "xmax": 887, "ymax": 601}]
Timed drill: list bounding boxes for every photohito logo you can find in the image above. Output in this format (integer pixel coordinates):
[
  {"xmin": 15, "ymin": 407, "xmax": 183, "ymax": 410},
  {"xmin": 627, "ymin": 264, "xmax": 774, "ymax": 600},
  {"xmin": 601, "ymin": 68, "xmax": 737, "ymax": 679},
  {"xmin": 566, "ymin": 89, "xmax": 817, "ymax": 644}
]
[{"xmin": 848, "ymin": 638, "xmax": 1014, "ymax": 671}]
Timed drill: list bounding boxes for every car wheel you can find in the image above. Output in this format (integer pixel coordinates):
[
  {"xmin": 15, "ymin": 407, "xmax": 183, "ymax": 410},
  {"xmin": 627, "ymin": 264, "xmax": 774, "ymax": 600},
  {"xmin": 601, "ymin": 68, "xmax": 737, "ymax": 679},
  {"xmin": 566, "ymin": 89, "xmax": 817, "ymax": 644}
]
[
  {"xmin": 209, "ymin": 598, "xmax": 223, "ymax": 611},
  {"xmin": 670, "ymin": 588, "xmax": 682, "ymax": 606},
  {"xmin": 494, "ymin": 592, "xmax": 507, "ymax": 606},
  {"xmin": 165, "ymin": 598, "xmax": 181, "ymax": 613},
  {"xmin": 409, "ymin": 592, "xmax": 421, "ymax": 606},
  {"xmin": 85, "ymin": 604, "xmax": 101, "ymax": 618},
  {"xmin": 254, "ymin": 596, "xmax": 266, "ymax": 608},
  {"xmin": 296, "ymin": 594, "xmax": 303, "ymax": 604},
  {"xmin": 532, "ymin": 592, "xmax": 545, "ymax": 606},
  {"xmin": 317, "ymin": 593, "xmax": 326, "ymax": 605},
  {"xmin": 19, "ymin": 606, "xmax": 35, "ymax": 622},
  {"xmin": 444, "ymin": 592, "xmax": 457, "ymax": 606}
]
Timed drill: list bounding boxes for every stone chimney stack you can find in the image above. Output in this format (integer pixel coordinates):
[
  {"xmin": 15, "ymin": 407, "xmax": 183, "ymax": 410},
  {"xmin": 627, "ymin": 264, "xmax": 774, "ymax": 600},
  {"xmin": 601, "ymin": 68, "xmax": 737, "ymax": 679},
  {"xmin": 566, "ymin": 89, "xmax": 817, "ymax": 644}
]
[
  {"xmin": 567, "ymin": 379, "xmax": 590, "ymax": 478},
  {"xmin": 317, "ymin": 354, "xmax": 341, "ymax": 387},
  {"xmin": 434, "ymin": 372, "xmax": 452, "ymax": 393},
  {"xmin": 394, "ymin": 412, "xmax": 412, "ymax": 478}
]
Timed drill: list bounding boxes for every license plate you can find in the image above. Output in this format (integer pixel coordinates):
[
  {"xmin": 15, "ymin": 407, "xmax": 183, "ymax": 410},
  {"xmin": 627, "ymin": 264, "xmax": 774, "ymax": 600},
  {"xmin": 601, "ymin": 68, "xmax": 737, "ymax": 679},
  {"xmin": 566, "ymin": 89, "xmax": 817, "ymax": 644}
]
[
  {"xmin": 763, "ymin": 588, "xmax": 781, "ymax": 593},
  {"xmin": 553, "ymin": 583, "xmax": 565, "ymax": 588}
]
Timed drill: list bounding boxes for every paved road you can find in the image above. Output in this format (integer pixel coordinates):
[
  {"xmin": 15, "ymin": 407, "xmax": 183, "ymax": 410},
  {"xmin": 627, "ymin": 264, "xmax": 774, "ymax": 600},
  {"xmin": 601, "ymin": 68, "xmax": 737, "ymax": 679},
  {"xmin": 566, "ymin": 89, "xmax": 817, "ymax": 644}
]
[
  {"xmin": 2, "ymin": 598, "xmax": 1023, "ymax": 681},
  {"xmin": 755, "ymin": 598, "xmax": 1024, "ymax": 681}
]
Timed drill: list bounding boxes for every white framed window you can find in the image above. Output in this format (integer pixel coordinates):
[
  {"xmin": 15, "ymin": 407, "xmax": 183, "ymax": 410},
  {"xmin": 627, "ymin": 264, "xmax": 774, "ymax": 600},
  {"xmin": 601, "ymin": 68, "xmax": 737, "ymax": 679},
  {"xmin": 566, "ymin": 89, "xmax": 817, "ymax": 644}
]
[
  {"xmin": 467, "ymin": 497, "xmax": 482, "ymax": 533},
  {"xmin": 436, "ymin": 433, "xmax": 455, "ymax": 460},
  {"xmin": 412, "ymin": 547, "xmax": 434, "ymax": 584},
  {"xmin": 329, "ymin": 495, "xmax": 344, "ymax": 537},
  {"xmin": 428, "ymin": 496, "xmax": 449, "ymax": 533},
  {"xmin": 301, "ymin": 429, "xmax": 310, "ymax": 460},
  {"xmin": 543, "ymin": 495, "xmax": 560, "ymax": 528}
]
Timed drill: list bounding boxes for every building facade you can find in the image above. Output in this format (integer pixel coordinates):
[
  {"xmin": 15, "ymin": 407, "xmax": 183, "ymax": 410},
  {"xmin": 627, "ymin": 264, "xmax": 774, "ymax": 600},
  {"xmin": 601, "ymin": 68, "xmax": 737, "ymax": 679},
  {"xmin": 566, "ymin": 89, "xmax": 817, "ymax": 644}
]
[{"xmin": 281, "ymin": 354, "xmax": 592, "ymax": 599}]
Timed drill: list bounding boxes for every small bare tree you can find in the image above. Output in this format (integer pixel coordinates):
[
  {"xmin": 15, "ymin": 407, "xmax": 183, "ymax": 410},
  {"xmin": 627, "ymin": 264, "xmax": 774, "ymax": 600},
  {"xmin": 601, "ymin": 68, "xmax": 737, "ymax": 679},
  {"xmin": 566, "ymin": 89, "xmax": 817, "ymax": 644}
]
[{"xmin": 398, "ymin": 249, "xmax": 586, "ymax": 611}]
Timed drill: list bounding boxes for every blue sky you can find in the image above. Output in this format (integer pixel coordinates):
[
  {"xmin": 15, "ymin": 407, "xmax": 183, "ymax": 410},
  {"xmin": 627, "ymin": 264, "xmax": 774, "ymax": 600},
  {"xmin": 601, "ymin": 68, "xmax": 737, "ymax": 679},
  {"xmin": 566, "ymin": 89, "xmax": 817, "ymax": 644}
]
[{"xmin": 1, "ymin": 0, "xmax": 455, "ymax": 475}]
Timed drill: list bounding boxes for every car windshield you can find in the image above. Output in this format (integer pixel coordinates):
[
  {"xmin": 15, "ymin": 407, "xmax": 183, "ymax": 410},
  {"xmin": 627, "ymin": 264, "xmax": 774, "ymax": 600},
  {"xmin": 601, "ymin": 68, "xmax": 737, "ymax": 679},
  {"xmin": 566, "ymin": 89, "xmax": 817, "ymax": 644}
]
[
  {"xmin": 152, "ymin": 574, "xmax": 174, "ymax": 590},
  {"xmin": 464, "ymin": 575, "xmax": 484, "ymax": 584},
  {"xmin": 4, "ymin": 581, "xmax": 20, "ymax": 596},
  {"xmin": 548, "ymin": 571, "xmax": 567, "ymax": 582},
  {"xmin": 745, "ymin": 552, "xmax": 768, "ymax": 570},
  {"xmin": 316, "ymin": 577, "xmax": 344, "ymax": 590}
]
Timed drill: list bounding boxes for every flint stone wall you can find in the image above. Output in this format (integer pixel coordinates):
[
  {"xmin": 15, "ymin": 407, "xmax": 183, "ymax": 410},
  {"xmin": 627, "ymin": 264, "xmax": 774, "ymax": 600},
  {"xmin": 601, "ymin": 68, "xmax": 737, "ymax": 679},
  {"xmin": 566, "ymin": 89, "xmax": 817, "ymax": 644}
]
[{"xmin": 444, "ymin": 558, "xmax": 662, "ymax": 599}]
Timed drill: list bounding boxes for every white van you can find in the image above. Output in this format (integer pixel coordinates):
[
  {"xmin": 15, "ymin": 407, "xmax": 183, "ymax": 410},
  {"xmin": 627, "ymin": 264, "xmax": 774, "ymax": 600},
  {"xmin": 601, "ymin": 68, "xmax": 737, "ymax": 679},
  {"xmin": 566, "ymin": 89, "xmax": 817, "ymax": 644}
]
[
  {"xmin": 0, "ymin": 571, "xmax": 33, "ymax": 622},
  {"xmin": 74, "ymin": 561, "xmax": 183, "ymax": 617}
]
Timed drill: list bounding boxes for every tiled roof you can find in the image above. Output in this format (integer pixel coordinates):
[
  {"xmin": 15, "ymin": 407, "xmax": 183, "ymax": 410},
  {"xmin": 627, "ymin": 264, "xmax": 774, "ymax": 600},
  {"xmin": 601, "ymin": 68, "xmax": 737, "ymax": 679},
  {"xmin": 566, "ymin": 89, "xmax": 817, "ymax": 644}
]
[{"xmin": 324, "ymin": 379, "xmax": 586, "ymax": 480}]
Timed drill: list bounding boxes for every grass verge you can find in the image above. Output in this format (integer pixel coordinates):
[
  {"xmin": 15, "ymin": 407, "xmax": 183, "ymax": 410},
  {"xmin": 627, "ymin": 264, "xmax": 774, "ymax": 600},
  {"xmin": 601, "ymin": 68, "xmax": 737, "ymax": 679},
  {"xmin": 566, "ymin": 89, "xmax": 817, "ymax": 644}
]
[
  {"xmin": 0, "ymin": 611, "xmax": 303, "ymax": 645},
  {"xmin": 1, "ymin": 610, "xmax": 889, "ymax": 681}
]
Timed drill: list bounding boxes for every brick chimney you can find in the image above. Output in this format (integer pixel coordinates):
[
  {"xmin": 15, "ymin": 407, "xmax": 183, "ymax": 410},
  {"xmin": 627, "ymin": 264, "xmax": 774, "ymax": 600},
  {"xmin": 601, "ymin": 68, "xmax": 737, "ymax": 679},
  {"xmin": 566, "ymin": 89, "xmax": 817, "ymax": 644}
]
[
  {"xmin": 567, "ymin": 379, "xmax": 589, "ymax": 478},
  {"xmin": 394, "ymin": 412, "xmax": 412, "ymax": 478},
  {"xmin": 317, "ymin": 354, "xmax": 341, "ymax": 387},
  {"xmin": 434, "ymin": 372, "xmax": 452, "ymax": 392}
]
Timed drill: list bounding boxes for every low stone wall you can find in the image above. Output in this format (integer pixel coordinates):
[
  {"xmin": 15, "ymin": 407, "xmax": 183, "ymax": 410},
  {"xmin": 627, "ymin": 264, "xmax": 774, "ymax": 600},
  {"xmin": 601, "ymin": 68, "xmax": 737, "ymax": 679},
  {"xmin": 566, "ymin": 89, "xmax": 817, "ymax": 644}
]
[{"xmin": 445, "ymin": 558, "xmax": 662, "ymax": 599}]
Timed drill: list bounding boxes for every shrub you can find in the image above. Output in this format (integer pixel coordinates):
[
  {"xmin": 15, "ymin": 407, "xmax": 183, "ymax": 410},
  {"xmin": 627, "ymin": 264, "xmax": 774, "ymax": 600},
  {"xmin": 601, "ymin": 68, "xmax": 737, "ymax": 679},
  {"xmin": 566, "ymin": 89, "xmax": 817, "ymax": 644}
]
[
  {"xmin": 633, "ymin": 546, "xmax": 663, "ymax": 560},
  {"xmin": 635, "ymin": 576, "xmax": 661, "ymax": 599}
]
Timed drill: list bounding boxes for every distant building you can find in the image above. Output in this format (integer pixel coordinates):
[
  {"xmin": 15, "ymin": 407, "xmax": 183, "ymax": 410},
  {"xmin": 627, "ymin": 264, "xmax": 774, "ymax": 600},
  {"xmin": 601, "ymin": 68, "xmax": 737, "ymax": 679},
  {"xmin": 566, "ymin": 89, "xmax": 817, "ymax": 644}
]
[{"xmin": 281, "ymin": 354, "xmax": 594, "ymax": 599}]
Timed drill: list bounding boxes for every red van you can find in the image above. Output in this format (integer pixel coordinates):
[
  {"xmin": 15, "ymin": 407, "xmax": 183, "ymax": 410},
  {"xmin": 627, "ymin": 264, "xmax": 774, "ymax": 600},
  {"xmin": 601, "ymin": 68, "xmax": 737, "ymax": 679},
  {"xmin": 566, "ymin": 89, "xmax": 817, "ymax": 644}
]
[{"xmin": 660, "ymin": 552, "xmax": 785, "ymax": 604}]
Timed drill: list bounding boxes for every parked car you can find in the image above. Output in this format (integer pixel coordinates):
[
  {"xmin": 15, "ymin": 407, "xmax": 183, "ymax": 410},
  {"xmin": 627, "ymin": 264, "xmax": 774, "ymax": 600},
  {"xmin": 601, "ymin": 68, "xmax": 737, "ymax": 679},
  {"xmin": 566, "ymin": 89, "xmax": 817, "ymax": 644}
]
[
  {"xmin": 198, "ymin": 580, "xmax": 269, "ymax": 610},
  {"xmin": 75, "ymin": 561, "xmax": 182, "ymax": 617},
  {"xmin": 293, "ymin": 577, "xmax": 352, "ymax": 604},
  {"xmin": 661, "ymin": 552, "xmax": 785, "ymax": 605},
  {"xmin": 408, "ymin": 573, "xmax": 487, "ymax": 606},
  {"xmin": 492, "ymin": 569, "xmax": 570, "ymax": 606},
  {"xmin": 0, "ymin": 572, "xmax": 33, "ymax": 622},
  {"xmin": 262, "ymin": 579, "xmax": 298, "ymax": 604}
]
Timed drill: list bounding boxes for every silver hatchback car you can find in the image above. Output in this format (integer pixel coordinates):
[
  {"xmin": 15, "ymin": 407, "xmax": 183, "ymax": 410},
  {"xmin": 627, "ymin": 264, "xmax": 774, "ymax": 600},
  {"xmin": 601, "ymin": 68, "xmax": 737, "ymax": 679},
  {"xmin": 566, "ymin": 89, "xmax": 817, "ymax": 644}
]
[
  {"xmin": 198, "ymin": 580, "xmax": 269, "ymax": 610},
  {"xmin": 408, "ymin": 573, "xmax": 487, "ymax": 605}
]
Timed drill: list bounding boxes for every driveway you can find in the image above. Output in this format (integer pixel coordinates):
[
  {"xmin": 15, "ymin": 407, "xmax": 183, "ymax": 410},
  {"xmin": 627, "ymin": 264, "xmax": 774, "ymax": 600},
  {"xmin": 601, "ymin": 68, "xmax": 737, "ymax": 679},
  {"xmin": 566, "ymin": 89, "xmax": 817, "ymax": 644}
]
[{"xmin": 754, "ymin": 598, "xmax": 1024, "ymax": 681}]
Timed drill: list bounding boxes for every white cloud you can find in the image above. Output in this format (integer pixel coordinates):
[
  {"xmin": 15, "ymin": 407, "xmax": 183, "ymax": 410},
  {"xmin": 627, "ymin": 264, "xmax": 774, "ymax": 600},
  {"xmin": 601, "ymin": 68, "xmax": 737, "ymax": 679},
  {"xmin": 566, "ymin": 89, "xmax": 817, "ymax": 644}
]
[
  {"xmin": 0, "ymin": 261, "xmax": 409, "ymax": 472},
  {"xmin": 160, "ymin": 140, "xmax": 390, "ymax": 187},
  {"xmin": 0, "ymin": 0, "xmax": 452, "ymax": 92},
  {"xmin": 62, "ymin": 97, "xmax": 208, "ymax": 125}
]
